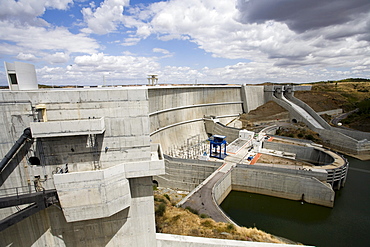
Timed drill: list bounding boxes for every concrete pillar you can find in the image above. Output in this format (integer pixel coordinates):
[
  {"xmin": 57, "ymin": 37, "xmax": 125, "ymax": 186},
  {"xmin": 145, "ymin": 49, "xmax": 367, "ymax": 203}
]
[{"xmin": 127, "ymin": 176, "xmax": 157, "ymax": 247}]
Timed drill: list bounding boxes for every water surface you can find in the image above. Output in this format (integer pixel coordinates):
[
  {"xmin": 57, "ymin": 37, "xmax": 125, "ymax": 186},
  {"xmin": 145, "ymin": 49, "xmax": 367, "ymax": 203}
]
[{"xmin": 220, "ymin": 156, "xmax": 370, "ymax": 247}]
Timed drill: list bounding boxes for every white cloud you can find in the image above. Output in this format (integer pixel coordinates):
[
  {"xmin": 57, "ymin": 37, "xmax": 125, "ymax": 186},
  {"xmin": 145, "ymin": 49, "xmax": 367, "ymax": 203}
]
[
  {"xmin": 0, "ymin": 20, "xmax": 100, "ymax": 54},
  {"xmin": 0, "ymin": 0, "xmax": 73, "ymax": 25},
  {"xmin": 81, "ymin": 0, "xmax": 129, "ymax": 35},
  {"xmin": 45, "ymin": 0, "xmax": 73, "ymax": 10},
  {"xmin": 122, "ymin": 0, "xmax": 370, "ymax": 78},
  {"xmin": 44, "ymin": 52, "xmax": 70, "ymax": 64},
  {"xmin": 1, "ymin": 0, "xmax": 369, "ymax": 86},
  {"xmin": 16, "ymin": 52, "xmax": 38, "ymax": 61},
  {"xmin": 153, "ymin": 48, "xmax": 169, "ymax": 54}
]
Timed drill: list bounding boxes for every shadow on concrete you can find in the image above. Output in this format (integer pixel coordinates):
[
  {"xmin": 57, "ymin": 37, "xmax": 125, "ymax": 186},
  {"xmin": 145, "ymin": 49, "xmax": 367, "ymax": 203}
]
[{"xmin": 0, "ymin": 205, "xmax": 130, "ymax": 247}]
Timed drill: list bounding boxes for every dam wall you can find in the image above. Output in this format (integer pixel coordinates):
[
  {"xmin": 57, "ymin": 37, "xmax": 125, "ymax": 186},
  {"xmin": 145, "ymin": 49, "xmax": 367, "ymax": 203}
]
[
  {"xmin": 241, "ymin": 85, "xmax": 266, "ymax": 113},
  {"xmin": 154, "ymin": 155, "xmax": 223, "ymax": 191},
  {"xmin": 148, "ymin": 86, "xmax": 267, "ymax": 152},
  {"xmin": 230, "ymin": 166, "xmax": 335, "ymax": 207}
]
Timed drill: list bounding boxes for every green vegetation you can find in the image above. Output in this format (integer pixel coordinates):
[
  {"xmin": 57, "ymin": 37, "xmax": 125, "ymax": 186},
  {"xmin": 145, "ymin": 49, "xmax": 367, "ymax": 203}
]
[
  {"xmin": 163, "ymin": 193, "xmax": 171, "ymax": 201},
  {"xmin": 185, "ymin": 206, "xmax": 199, "ymax": 215},
  {"xmin": 302, "ymin": 79, "xmax": 369, "ymax": 131},
  {"xmin": 155, "ymin": 202, "xmax": 166, "ymax": 217},
  {"xmin": 341, "ymin": 98, "xmax": 370, "ymax": 131},
  {"xmin": 200, "ymin": 213, "xmax": 210, "ymax": 219},
  {"xmin": 275, "ymin": 126, "xmax": 322, "ymax": 143}
]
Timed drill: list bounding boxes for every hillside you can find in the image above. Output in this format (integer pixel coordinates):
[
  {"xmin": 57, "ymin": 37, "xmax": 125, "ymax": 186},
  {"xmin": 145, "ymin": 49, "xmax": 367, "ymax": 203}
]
[{"xmin": 242, "ymin": 80, "xmax": 370, "ymax": 132}]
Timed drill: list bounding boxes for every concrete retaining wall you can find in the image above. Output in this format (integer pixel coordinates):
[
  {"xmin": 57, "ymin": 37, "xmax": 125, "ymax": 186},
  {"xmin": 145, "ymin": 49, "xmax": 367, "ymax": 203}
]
[
  {"xmin": 317, "ymin": 128, "xmax": 369, "ymax": 155},
  {"xmin": 154, "ymin": 155, "xmax": 222, "ymax": 191},
  {"xmin": 335, "ymin": 127, "xmax": 370, "ymax": 141},
  {"xmin": 231, "ymin": 166, "xmax": 335, "ymax": 207}
]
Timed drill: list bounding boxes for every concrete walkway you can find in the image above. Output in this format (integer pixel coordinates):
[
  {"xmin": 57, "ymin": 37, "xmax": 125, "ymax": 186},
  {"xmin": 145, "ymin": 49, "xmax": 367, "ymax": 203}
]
[
  {"xmin": 180, "ymin": 140, "xmax": 253, "ymax": 223},
  {"xmin": 181, "ymin": 172, "xmax": 230, "ymax": 222}
]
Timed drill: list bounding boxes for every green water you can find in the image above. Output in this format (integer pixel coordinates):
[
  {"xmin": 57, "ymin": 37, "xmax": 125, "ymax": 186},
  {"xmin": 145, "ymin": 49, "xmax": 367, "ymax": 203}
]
[{"xmin": 220, "ymin": 156, "xmax": 370, "ymax": 247}]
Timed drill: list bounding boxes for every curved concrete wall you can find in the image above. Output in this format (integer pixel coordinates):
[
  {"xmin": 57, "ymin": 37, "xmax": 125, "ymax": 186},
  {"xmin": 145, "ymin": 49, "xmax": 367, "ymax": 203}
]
[
  {"xmin": 231, "ymin": 166, "xmax": 335, "ymax": 207},
  {"xmin": 149, "ymin": 86, "xmax": 244, "ymax": 152},
  {"xmin": 263, "ymin": 142, "xmax": 334, "ymax": 165}
]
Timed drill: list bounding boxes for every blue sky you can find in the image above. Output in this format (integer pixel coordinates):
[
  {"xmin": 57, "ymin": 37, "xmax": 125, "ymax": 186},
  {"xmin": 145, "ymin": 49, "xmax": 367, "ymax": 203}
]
[{"xmin": 0, "ymin": 0, "xmax": 369, "ymax": 86}]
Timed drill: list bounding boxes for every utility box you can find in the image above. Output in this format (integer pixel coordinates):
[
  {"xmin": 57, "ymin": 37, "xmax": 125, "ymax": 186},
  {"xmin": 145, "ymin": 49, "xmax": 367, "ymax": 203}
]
[
  {"xmin": 239, "ymin": 129, "xmax": 254, "ymax": 140},
  {"xmin": 209, "ymin": 135, "xmax": 227, "ymax": 160}
]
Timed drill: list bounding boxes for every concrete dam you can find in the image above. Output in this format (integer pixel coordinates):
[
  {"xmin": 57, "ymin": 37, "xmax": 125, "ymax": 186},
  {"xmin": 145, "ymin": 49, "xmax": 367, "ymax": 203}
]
[{"xmin": 1, "ymin": 64, "xmax": 369, "ymax": 246}]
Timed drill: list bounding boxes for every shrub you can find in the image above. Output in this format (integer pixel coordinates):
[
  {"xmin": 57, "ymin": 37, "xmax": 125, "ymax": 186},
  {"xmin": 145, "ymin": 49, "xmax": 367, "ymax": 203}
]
[
  {"xmin": 185, "ymin": 206, "xmax": 199, "ymax": 215},
  {"xmin": 200, "ymin": 213, "xmax": 210, "ymax": 219},
  {"xmin": 201, "ymin": 220, "xmax": 214, "ymax": 228},
  {"xmin": 163, "ymin": 194, "xmax": 171, "ymax": 202},
  {"xmin": 172, "ymin": 214, "xmax": 181, "ymax": 222},
  {"xmin": 305, "ymin": 134, "xmax": 315, "ymax": 141},
  {"xmin": 156, "ymin": 203, "xmax": 166, "ymax": 217},
  {"xmin": 226, "ymin": 223, "xmax": 235, "ymax": 232}
]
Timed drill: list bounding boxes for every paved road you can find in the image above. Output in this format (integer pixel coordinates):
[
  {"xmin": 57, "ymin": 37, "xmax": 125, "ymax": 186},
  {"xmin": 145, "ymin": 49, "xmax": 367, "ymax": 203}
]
[
  {"xmin": 331, "ymin": 108, "xmax": 359, "ymax": 125},
  {"xmin": 181, "ymin": 172, "xmax": 230, "ymax": 223}
]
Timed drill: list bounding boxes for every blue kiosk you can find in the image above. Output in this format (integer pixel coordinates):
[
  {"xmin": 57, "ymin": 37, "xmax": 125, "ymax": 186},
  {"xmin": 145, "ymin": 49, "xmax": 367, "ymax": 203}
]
[{"xmin": 209, "ymin": 135, "xmax": 227, "ymax": 160}]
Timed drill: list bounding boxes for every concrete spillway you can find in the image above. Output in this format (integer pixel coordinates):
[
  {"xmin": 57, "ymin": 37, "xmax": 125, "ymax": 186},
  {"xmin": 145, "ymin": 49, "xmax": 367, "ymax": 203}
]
[{"xmin": 281, "ymin": 94, "xmax": 324, "ymax": 129}]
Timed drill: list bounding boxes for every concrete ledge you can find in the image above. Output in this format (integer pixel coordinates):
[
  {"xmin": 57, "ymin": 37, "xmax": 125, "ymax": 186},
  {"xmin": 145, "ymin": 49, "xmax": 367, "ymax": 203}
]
[
  {"xmin": 149, "ymin": 101, "xmax": 243, "ymax": 116},
  {"xmin": 30, "ymin": 117, "xmax": 105, "ymax": 137},
  {"xmin": 54, "ymin": 166, "xmax": 131, "ymax": 222},
  {"xmin": 156, "ymin": 233, "xmax": 304, "ymax": 247}
]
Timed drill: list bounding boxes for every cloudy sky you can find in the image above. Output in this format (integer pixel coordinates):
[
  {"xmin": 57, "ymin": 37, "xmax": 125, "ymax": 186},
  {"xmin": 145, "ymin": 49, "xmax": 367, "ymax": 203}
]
[{"xmin": 0, "ymin": 0, "xmax": 369, "ymax": 86}]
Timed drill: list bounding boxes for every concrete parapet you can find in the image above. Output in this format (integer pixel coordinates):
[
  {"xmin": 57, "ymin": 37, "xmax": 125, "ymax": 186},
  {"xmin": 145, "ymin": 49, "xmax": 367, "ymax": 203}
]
[
  {"xmin": 242, "ymin": 164, "xmax": 328, "ymax": 181},
  {"xmin": 30, "ymin": 117, "xmax": 105, "ymax": 138},
  {"xmin": 156, "ymin": 233, "xmax": 305, "ymax": 247},
  {"xmin": 213, "ymin": 171, "xmax": 232, "ymax": 205}
]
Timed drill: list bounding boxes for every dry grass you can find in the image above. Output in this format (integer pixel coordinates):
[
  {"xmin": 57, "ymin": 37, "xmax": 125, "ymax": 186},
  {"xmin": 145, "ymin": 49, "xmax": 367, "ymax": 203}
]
[{"xmin": 154, "ymin": 194, "xmax": 293, "ymax": 244}]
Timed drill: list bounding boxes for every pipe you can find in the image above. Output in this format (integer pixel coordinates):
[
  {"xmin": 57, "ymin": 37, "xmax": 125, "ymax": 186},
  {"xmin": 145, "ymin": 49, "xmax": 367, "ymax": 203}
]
[{"xmin": 0, "ymin": 128, "xmax": 32, "ymax": 173}]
